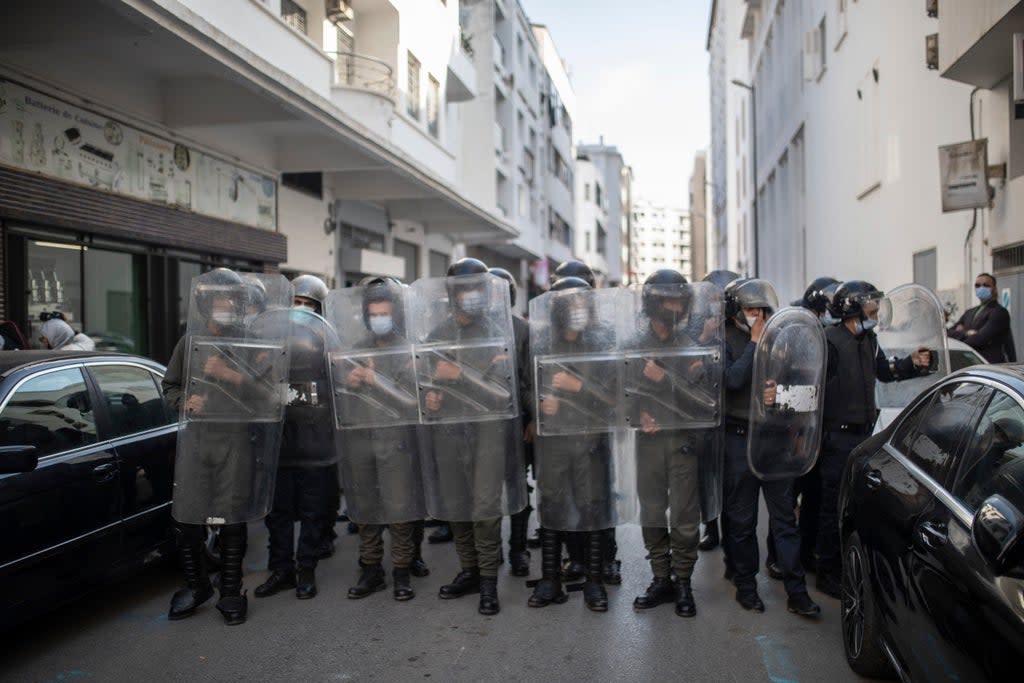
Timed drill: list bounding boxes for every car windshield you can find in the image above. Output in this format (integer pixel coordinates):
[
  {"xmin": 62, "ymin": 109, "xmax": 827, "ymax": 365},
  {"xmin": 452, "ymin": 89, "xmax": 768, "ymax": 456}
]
[{"xmin": 949, "ymin": 349, "xmax": 984, "ymax": 372}]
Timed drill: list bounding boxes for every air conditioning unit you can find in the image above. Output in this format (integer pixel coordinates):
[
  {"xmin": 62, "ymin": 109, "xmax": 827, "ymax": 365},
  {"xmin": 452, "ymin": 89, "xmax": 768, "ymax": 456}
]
[
  {"xmin": 926, "ymin": 0, "xmax": 938, "ymax": 19},
  {"xmin": 326, "ymin": 0, "xmax": 354, "ymax": 23},
  {"xmin": 926, "ymin": 33, "xmax": 939, "ymax": 70}
]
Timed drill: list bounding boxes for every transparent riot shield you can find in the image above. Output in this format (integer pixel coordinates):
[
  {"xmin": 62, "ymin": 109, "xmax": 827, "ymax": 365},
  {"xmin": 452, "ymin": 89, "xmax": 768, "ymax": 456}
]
[
  {"xmin": 622, "ymin": 281, "xmax": 724, "ymax": 431},
  {"xmin": 326, "ymin": 285, "xmax": 420, "ymax": 430},
  {"xmin": 528, "ymin": 287, "xmax": 632, "ymax": 531},
  {"xmin": 530, "ymin": 287, "xmax": 625, "ymax": 436},
  {"xmin": 697, "ymin": 428, "xmax": 724, "ymax": 522},
  {"xmin": 410, "ymin": 273, "xmax": 525, "ymax": 521},
  {"xmin": 172, "ymin": 271, "xmax": 292, "ymax": 526},
  {"xmin": 747, "ymin": 307, "xmax": 826, "ymax": 481},
  {"xmin": 267, "ymin": 308, "xmax": 340, "ymax": 467},
  {"xmin": 325, "ymin": 282, "xmax": 427, "ymax": 524},
  {"xmin": 621, "ymin": 281, "xmax": 725, "ymax": 526},
  {"xmin": 875, "ymin": 283, "xmax": 949, "ymax": 411},
  {"xmin": 408, "ymin": 273, "xmax": 518, "ymax": 425}
]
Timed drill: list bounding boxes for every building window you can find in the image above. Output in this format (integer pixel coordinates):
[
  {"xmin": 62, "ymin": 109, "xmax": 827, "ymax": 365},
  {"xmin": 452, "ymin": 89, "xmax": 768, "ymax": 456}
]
[
  {"xmin": 407, "ymin": 52, "xmax": 421, "ymax": 120},
  {"xmin": 596, "ymin": 222, "xmax": 607, "ymax": 256},
  {"xmin": 394, "ymin": 239, "xmax": 420, "ymax": 283},
  {"xmin": 595, "ymin": 182, "xmax": 603, "ymax": 209},
  {"xmin": 281, "ymin": 0, "xmax": 307, "ymax": 34},
  {"xmin": 584, "ymin": 183, "xmax": 591, "ymax": 201},
  {"xmin": 427, "ymin": 74, "xmax": 440, "ymax": 138},
  {"xmin": 585, "ymin": 231, "xmax": 591, "ymax": 252},
  {"xmin": 429, "ymin": 250, "xmax": 450, "ymax": 278}
]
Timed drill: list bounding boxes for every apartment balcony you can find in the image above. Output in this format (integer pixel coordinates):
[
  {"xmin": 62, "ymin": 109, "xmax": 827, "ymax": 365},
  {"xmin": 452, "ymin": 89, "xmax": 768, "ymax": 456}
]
[
  {"xmin": 327, "ymin": 51, "xmax": 396, "ymax": 139},
  {"xmin": 493, "ymin": 35, "xmax": 509, "ymax": 77}
]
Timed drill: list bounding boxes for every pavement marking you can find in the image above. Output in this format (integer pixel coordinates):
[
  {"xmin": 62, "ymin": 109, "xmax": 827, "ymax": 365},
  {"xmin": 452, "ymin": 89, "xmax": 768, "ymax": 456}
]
[{"xmin": 755, "ymin": 635, "xmax": 798, "ymax": 683}]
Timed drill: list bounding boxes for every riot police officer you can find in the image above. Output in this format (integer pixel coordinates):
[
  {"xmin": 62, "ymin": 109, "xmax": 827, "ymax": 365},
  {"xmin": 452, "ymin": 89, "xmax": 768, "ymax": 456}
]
[
  {"xmin": 528, "ymin": 276, "xmax": 617, "ymax": 612},
  {"xmin": 164, "ymin": 268, "xmax": 291, "ymax": 625},
  {"xmin": 696, "ymin": 269, "xmax": 741, "ymax": 552},
  {"xmin": 815, "ymin": 281, "xmax": 932, "ymax": 598},
  {"xmin": 420, "ymin": 258, "xmax": 526, "ymax": 615},
  {"xmin": 254, "ymin": 275, "xmax": 337, "ymax": 601},
  {"xmin": 628, "ymin": 270, "xmax": 715, "ymax": 618},
  {"xmin": 332, "ymin": 277, "xmax": 429, "ymax": 601},
  {"xmin": 490, "ymin": 267, "xmax": 534, "ymax": 577},
  {"xmin": 722, "ymin": 279, "xmax": 820, "ymax": 617}
]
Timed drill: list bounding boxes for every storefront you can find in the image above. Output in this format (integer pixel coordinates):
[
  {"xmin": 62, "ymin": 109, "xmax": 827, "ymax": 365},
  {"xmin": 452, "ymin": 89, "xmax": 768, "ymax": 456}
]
[{"xmin": 0, "ymin": 77, "xmax": 286, "ymax": 364}]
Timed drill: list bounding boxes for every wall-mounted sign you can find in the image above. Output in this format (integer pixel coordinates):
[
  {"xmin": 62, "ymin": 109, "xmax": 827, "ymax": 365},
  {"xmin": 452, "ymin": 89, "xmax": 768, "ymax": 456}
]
[
  {"xmin": 938, "ymin": 139, "xmax": 989, "ymax": 213},
  {"xmin": 0, "ymin": 79, "xmax": 276, "ymax": 230}
]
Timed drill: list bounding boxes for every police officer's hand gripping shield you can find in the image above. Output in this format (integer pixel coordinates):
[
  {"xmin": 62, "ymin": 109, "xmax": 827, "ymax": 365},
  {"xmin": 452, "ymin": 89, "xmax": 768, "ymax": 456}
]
[
  {"xmin": 172, "ymin": 271, "xmax": 292, "ymax": 526},
  {"xmin": 746, "ymin": 307, "xmax": 827, "ymax": 481}
]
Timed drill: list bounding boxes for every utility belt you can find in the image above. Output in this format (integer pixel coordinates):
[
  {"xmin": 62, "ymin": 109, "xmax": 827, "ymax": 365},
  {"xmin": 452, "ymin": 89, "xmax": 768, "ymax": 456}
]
[{"xmin": 823, "ymin": 420, "xmax": 873, "ymax": 436}]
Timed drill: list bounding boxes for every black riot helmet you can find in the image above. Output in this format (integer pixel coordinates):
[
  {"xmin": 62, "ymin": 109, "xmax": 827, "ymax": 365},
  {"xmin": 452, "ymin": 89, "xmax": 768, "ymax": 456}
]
[
  {"xmin": 488, "ymin": 267, "xmax": 517, "ymax": 308},
  {"xmin": 285, "ymin": 308, "xmax": 330, "ymax": 382},
  {"xmin": 797, "ymin": 276, "xmax": 840, "ymax": 314},
  {"xmin": 731, "ymin": 279, "xmax": 779, "ymax": 316},
  {"xmin": 240, "ymin": 274, "xmax": 267, "ymax": 315},
  {"xmin": 723, "ymin": 277, "xmax": 750, "ymax": 319},
  {"xmin": 642, "ymin": 269, "xmax": 691, "ymax": 324},
  {"xmin": 702, "ymin": 269, "xmax": 740, "ymax": 291},
  {"xmin": 829, "ymin": 280, "xmax": 884, "ymax": 321},
  {"xmin": 360, "ymin": 276, "xmax": 404, "ymax": 337},
  {"xmin": 195, "ymin": 268, "xmax": 245, "ymax": 320},
  {"xmin": 446, "ymin": 257, "xmax": 490, "ymax": 318},
  {"xmin": 550, "ymin": 276, "xmax": 594, "ymax": 334},
  {"xmin": 292, "ymin": 274, "xmax": 329, "ymax": 313},
  {"xmin": 553, "ymin": 260, "xmax": 596, "ymax": 288}
]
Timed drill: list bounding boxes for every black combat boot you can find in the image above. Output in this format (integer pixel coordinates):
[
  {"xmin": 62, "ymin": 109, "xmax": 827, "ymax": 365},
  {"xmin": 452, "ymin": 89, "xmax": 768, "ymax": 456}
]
[
  {"xmin": 508, "ymin": 505, "xmax": 532, "ymax": 577},
  {"xmin": 347, "ymin": 563, "xmax": 386, "ymax": 599},
  {"xmin": 563, "ymin": 532, "xmax": 586, "ymax": 581},
  {"xmin": 602, "ymin": 528, "xmax": 622, "ymax": 585},
  {"xmin": 215, "ymin": 524, "xmax": 248, "ymax": 625},
  {"xmin": 393, "ymin": 567, "xmax": 414, "ymax": 601},
  {"xmin": 478, "ymin": 576, "xmax": 500, "ymax": 615},
  {"xmin": 528, "ymin": 528, "xmax": 568, "ymax": 608},
  {"xmin": 254, "ymin": 569, "xmax": 296, "ymax": 598},
  {"xmin": 410, "ymin": 520, "xmax": 430, "ymax": 577},
  {"xmin": 633, "ymin": 576, "xmax": 675, "ymax": 610},
  {"xmin": 698, "ymin": 520, "xmax": 720, "ymax": 551},
  {"xmin": 674, "ymin": 578, "xmax": 696, "ymax": 618},
  {"xmin": 168, "ymin": 537, "xmax": 214, "ymax": 620},
  {"xmin": 439, "ymin": 567, "xmax": 480, "ymax": 599},
  {"xmin": 583, "ymin": 532, "xmax": 608, "ymax": 612},
  {"xmin": 296, "ymin": 568, "xmax": 317, "ymax": 600}
]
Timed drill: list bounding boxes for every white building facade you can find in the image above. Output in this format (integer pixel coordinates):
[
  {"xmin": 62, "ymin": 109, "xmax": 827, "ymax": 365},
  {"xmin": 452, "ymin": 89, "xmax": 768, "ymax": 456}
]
[
  {"xmin": 575, "ymin": 142, "xmax": 630, "ymax": 286},
  {"xmin": 710, "ymin": 0, "xmax": 1019, "ymax": 341},
  {"xmin": 631, "ymin": 199, "xmax": 693, "ymax": 283}
]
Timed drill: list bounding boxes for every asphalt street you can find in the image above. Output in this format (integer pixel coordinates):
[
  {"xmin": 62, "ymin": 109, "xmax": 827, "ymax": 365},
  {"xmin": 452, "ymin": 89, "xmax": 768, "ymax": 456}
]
[{"xmin": 2, "ymin": 515, "xmax": 881, "ymax": 683}]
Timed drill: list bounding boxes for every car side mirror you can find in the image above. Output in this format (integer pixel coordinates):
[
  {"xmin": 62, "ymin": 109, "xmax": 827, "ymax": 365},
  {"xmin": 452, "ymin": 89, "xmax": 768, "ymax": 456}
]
[
  {"xmin": 0, "ymin": 445, "xmax": 39, "ymax": 474},
  {"xmin": 972, "ymin": 494, "xmax": 1024, "ymax": 574}
]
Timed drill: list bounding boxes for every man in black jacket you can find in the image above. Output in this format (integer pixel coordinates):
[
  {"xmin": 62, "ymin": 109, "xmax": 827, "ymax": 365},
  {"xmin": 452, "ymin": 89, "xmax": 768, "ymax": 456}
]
[
  {"xmin": 948, "ymin": 272, "xmax": 1016, "ymax": 363},
  {"xmin": 816, "ymin": 280, "xmax": 932, "ymax": 598}
]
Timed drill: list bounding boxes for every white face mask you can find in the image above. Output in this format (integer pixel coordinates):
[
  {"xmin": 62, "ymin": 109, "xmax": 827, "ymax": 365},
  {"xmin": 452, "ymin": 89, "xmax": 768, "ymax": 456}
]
[
  {"xmin": 369, "ymin": 315, "xmax": 393, "ymax": 336},
  {"xmin": 458, "ymin": 291, "xmax": 486, "ymax": 314},
  {"xmin": 211, "ymin": 309, "xmax": 237, "ymax": 326},
  {"xmin": 294, "ymin": 303, "xmax": 316, "ymax": 312},
  {"xmin": 568, "ymin": 306, "xmax": 589, "ymax": 332},
  {"xmin": 744, "ymin": 315, "xmax": 759, "ymax": 330}
]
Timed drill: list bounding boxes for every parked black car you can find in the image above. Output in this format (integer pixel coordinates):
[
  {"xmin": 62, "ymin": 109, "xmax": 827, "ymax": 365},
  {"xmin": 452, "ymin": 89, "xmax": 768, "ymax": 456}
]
[
  {"xmin": 0, "ymin": 351, "xmax": 178, "ymax": 630},
  {"xmin": 839, "ymin": 364, "xmax": 1024, "ymax": 681}
]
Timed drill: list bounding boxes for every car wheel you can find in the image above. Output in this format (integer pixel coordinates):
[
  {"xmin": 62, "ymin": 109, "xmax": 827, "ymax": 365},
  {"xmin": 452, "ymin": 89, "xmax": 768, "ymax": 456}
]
[{"xmin": 841, "ymin": 532, "xmax": 897, "ymax": 679}]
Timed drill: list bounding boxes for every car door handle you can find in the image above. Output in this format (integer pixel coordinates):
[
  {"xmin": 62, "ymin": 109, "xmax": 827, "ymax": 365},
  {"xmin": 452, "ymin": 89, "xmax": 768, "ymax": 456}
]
[
  {"xmin": 864, "ymin": 469, "xmax": 883, "ymax": 490},
  {"xmin": 92, "ymin": 463, "xmax": 118, "ymax": 483},
  {"xmin": 917, "ymin": 521, "xmax": 948, "ymax": 549}
]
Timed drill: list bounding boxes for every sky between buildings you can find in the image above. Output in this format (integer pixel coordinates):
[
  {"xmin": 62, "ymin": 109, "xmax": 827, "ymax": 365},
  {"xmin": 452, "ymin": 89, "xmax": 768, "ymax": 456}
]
[{"xmin": 524, "ymin": 0, "xmax": 712, "ymax": 210}]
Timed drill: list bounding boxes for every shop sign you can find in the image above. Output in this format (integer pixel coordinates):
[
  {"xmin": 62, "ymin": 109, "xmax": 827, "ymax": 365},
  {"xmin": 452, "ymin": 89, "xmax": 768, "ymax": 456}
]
[{"xmin": 0, "ymin": 79, "xmax": 276, "ymax": 230}]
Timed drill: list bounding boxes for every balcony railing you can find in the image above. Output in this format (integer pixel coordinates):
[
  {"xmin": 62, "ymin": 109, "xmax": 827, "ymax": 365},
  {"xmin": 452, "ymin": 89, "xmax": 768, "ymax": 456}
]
[{"xmin": 326, "ymin": 52, "xmax": 395, "ymax": 100}]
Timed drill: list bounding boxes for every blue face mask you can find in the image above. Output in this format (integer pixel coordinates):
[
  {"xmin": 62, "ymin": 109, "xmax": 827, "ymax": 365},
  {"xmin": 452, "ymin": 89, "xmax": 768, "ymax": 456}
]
[
  {"xmin": 854, "ymin": 318, "xmax": 878, "ymax": 335},
  {"xmin": 976, "ymin": 286, "xmax": 993, "ymax": 302},
  {"xmin": 821, "ymin": 312, "xmax": 839, "ymax": 327}
]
